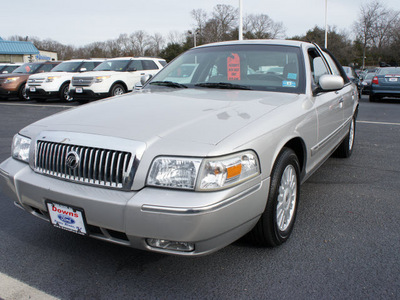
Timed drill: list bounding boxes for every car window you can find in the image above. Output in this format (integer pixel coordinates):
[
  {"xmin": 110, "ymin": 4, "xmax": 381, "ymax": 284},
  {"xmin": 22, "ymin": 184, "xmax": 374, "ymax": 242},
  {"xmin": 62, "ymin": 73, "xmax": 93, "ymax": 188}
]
[
  {"xmin": 158, "ymin": 60, "xmax": 167, "ymax": 67},
  {"xmin": 308, "ymin": 49, "xmax": 329, "ymax": 84},
  {"xmin": 322, "ymin": 51, "xmax": 341, "ymax": 76},
  {"xmin": 81, "ymin": 61, "xmax": 98, "ymax": 71},
  {"xmin": 94, "ymin": 60, "xmax": 130, "ymax": 71},
  {"xmin": 142, "ymin": 60, "xmax": 159, "ymax": 70},
  {"xmin": 150, "ymin": 44, "xmax": 306, "ymax": 94},
  {"xmin": 127, "ymin": 60, "xmax": 144, "ymax": 71},
  {"xmin": 38, "ymin": 64, "xmax": 57, "ymax": 73}
]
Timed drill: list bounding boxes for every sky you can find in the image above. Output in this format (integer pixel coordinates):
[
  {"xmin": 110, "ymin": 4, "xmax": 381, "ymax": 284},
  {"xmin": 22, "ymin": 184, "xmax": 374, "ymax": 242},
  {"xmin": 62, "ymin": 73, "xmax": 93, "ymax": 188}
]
[{"xmin": 2, "ymin": 0, "xmax": 399, "ymax": 47}]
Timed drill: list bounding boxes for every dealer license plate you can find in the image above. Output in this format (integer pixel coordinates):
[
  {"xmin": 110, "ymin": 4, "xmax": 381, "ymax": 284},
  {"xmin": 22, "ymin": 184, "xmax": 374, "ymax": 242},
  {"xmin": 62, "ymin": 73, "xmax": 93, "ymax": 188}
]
[
  {"xmin": 389, "ymin": 77, "xmax": 398, "ymax": 82},
  {"xmin": 47, "ymin": 202, "xmax": 87, "ymax": 235},
  {"xmin": 76, "ymin": 87, "xmax": 83, "ymax": 93},
  {"xmin": 30, "ymin": 87, "xmax": 36, "ymax": 92}
]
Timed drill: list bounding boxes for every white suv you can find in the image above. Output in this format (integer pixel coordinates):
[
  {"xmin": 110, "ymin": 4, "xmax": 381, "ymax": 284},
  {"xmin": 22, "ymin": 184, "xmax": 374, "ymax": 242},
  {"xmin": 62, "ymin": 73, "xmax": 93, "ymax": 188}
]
[
  {"xmin": 26, "ymin": 59, "xmax": 104, "ymax": 102},
  {"xmin": 69, "ymin": 57, "xmax": 166, "ymax": 101}
]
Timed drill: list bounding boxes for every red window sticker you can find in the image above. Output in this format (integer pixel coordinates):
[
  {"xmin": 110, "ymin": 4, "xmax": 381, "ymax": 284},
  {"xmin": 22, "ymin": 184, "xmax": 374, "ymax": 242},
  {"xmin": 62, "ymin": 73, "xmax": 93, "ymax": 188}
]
[
  {"xmin": 227, "ymin": 53, "xmax": 240, "ymax": 81},
  {"xmin": 25, "ymin": 66, "xmax": 31, "ymax": 72}
]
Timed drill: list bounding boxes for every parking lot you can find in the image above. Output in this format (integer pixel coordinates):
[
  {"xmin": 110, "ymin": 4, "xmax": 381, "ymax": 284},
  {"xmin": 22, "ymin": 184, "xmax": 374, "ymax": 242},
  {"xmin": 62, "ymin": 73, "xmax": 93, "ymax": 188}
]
[{"xmin": 0, "ymin": 94, "xmax": 399, "ymax": 299}]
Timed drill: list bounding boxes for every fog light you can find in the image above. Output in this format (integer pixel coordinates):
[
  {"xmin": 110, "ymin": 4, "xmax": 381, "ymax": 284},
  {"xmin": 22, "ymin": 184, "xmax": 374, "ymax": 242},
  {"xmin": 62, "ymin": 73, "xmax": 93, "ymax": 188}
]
[{"xmin": 146, "ymin": 238, "xmax": 195, "ymax": 252}]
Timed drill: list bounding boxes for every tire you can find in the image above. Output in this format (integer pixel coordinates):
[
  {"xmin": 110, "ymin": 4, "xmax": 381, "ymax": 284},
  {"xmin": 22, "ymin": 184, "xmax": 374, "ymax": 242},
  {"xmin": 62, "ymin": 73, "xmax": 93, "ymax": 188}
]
[
  {"xmin": 59, "ymin": 82, "xmax": 71, "ymax": 101},
  {"xmin": 369, "ymin": 93, "xmax": 379, "ymax": 102},
  {"xmin": 18, "ymin": 84, "xmax": 29, "ymax": 101},
  {"xmin": 334, "ymin": 117, "xmax": 355, "ymax": 158},
  {"xmin": 249, "ymin": 148, "xmax": 300, "ymax": 247},
  {"xmin": 109, "ymin": 84, "xmax": 126, "ymax": 97}
]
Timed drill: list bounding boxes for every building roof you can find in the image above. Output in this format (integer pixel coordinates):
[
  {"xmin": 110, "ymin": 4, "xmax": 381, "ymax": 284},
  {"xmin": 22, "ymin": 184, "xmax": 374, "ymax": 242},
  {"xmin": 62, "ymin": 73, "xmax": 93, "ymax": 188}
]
[{"xmin": 0, "ymin": 40, "xmax": 39, "ymax": 55}]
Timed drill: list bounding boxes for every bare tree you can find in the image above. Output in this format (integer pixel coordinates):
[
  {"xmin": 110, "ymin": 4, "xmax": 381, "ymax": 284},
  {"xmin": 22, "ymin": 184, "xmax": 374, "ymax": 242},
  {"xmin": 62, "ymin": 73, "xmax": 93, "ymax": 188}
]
[
  {"xmin": 244, "ymin": 14, "xmax": 286, "ymax": 39},
  {"xmin": 354, "ymin": 0, "xmax": 399, "ymax": 68},
  {"xmin": 212, "ymin": 4, "xmax": 238, "ymax": 41}
]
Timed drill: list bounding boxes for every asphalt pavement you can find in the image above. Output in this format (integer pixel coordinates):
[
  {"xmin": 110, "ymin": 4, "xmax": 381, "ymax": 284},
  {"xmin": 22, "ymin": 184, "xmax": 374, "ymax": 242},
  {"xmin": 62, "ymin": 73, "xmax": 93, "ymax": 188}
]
[{"xmin": 0, "ymin": 95, "xmax": 399, "ymax": 299}]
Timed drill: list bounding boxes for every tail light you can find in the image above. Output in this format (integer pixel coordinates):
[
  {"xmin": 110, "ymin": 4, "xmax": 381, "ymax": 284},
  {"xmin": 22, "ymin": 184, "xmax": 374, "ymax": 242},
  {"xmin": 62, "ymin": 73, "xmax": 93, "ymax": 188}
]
[{"xmin": 372, "ymin": 76, "xmax": 379, "ymax": 85}]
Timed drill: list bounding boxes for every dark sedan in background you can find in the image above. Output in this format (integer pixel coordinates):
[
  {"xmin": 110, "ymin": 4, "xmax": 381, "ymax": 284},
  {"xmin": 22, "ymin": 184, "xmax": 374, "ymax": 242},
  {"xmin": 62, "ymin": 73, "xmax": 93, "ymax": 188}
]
[{"xmin": 369, "ymin": 67, "xmax": 400, "ymax": 102}]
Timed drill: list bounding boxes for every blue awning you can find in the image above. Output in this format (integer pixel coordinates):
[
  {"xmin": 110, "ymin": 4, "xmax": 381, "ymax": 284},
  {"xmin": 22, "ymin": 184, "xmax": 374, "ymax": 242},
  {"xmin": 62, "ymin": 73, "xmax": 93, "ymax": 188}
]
[{"xmin": 0, "ymin": 40, "xmax": 40, "ymax": 55}]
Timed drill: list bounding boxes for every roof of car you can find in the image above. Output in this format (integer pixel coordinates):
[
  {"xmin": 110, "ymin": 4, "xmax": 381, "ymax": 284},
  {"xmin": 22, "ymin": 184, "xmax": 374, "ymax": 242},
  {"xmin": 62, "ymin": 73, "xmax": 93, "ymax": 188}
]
[{"xmin": 195, "ymin": 39, "xmax": 308, "ymax": 49}]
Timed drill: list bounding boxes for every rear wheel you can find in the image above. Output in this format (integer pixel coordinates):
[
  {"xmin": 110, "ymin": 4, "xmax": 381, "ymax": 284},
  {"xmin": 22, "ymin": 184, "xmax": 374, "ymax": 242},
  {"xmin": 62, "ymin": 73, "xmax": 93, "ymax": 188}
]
[
  {"xmin": 109, "ymin": 84, "xmax": 126, "ymax": 97},
  {"xmin": 249, "ymin": 148, "xmax": 300, "ymax": 247},
  {"xmin": 334, "ymin": 117, "xmax": 355, "ymax": 158},
  {"xmin": 369, "ymin": 94, "xmax": 379, "ymax": 102}
]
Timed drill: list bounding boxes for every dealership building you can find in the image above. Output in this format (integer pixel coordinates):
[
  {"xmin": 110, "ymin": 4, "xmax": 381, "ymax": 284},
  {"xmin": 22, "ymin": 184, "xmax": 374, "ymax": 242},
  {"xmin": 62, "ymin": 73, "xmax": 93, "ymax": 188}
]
[{"xmin": 0, "ymin": 37, "xmax": 58, "ymax": 63}]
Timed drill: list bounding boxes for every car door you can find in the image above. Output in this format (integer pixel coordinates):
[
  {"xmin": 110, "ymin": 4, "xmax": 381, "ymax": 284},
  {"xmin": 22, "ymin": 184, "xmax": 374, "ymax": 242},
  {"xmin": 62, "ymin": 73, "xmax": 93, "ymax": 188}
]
[{"xmin": 308, "ymin": 48, "xmax": 344, "ymax": 164}]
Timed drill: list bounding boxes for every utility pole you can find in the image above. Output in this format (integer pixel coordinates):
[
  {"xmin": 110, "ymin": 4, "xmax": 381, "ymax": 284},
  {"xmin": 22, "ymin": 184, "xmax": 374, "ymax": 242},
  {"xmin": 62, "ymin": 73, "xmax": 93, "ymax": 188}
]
[
  {"xmin": 239, "ymin": 0, "xmax": 243, "ymax": 40},
  {"xmin": 324, "ymin": 0, "xmax": 328, "ymax": 48}
]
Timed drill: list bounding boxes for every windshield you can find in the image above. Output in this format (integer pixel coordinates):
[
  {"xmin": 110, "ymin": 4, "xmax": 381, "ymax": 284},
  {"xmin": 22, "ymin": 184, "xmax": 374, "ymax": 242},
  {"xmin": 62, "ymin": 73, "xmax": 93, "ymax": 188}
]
[
  {"xmin": 147, "ymin": 44, "xmax": 305, "ymax": 93},
  {"xmin": 94, "ymin": 60, "xmax": 130, "ymax": 71},
  {"xmin": 0, "ymin": 65, "xmax": 19, "ymax": 74},
  {"xmin": 50, "ymin": 61, "xmax": 83, "ymax": 72},
  {"xmin": 12, "ymin": 63, "xmax": 42, "ymax": 74}
]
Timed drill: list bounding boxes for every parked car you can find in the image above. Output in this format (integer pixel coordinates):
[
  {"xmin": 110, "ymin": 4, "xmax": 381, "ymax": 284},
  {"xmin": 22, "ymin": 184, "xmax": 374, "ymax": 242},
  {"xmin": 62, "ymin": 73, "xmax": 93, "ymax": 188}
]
[
  {"xmin": 369, "ymin": 67, "xmax": 400, "ymax": 102},
  {"xmin": 26, "ymin": 59, "xmax": 105, "ymax": 102},
  {"xmin": 69, "ymin": 57, "xmax": 166, "ymax": 102},
  {"xmin": 0, "ymin": 61, "xmax": 60, "ymax": 100},
  {"xmin": 0, "ymin": 40, "xmax": 358, "ymax": 256},
  {"xmin": 343, "ymin": 66, "xmax": 361, "ymax": 96},
  {"xmin": 361, "ymin": 72, "xmax": 376, "ymax": 95},
  {"xmin": 0, "ymin": 63, "xmax": 23, "ymax": 74}
]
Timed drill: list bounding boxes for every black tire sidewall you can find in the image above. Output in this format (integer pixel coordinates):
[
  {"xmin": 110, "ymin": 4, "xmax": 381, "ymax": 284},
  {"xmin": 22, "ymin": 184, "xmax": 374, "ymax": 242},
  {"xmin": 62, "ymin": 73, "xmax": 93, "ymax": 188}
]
[
  {"xmin": 264, "ymin": 148, "xmax": 301, "ymax": 245},
  {"xmin": 110, "ymin": 84, "xmax": 125, "ymax": 97},
  {"xmin": 60, "ymin": 83, "xmax": 70, "ymax": 101}
]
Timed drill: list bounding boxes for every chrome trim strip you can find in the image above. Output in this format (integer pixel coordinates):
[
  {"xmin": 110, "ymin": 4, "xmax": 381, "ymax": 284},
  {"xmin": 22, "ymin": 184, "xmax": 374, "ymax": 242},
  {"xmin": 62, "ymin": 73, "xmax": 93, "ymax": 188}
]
[
  {"xmin": 141, "ymin": 183, "xmax": 262, "ymax": 215},
  {"xmin": 311, "ymin": 116, "xmax": 352, "ymax": 157}
]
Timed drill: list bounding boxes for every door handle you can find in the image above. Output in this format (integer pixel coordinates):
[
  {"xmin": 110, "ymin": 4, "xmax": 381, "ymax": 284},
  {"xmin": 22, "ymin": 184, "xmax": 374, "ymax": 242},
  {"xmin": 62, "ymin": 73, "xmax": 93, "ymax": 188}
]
[{"xmin": 339, "ymin": 97, "xmax": 344, "ymax": 108}]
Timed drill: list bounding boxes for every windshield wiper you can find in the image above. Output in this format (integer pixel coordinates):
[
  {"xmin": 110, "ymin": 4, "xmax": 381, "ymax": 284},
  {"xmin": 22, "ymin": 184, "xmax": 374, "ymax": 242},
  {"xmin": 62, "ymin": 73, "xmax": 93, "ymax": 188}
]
[
  {"xmin": 195, "ymin": 82, "xmax": 252, "ymax": 90},
  {"xmin": 150, "ymin": 81, "xmax": 188, "ymax": 88}
]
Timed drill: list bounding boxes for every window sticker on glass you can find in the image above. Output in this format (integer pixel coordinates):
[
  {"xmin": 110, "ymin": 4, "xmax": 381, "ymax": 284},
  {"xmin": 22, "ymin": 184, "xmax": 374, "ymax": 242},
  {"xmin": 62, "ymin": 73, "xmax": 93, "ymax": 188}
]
[
  {"xmin": 227, "ymin": 53, "xmax": 241, "ymax": 81},
  {"xmin": 287, "ymin": 73, "xmax": 297, "ymax": 80},
  {"xmin": 282, "ymin": 81, "xmax": 297, "ymax": 88}
]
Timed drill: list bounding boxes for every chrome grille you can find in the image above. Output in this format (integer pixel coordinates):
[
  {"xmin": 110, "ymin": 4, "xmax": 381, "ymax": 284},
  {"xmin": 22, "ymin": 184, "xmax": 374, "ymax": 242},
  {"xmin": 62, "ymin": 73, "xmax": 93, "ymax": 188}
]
[
  {"xmin": 72, "ymin": 77, "xmax": 94, "ymax": 87},
  {"xmin": 35, "ymin": 141, "xmax": 133, "ymax": 189},
  {"xmin": 28, "ymin": 78, "xmax": 45, "ymax": 84}
]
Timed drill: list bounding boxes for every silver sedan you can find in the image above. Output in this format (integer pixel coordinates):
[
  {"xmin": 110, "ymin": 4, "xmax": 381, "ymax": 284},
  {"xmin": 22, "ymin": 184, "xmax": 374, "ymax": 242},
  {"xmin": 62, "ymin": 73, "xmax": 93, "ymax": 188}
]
[{"xmin": 0, "ymin": 40, "xmax": 358, "ymax": 256}]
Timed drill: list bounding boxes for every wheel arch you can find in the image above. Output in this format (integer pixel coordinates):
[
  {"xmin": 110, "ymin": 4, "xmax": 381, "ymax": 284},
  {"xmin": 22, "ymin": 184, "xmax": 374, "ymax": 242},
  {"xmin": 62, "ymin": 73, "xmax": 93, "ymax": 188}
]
[
  {"xmin": 110, "ymin": 81, "xmax": 128, "ymax": 93},
  {"xmin": 279, "ymin": 137, "xmax": 307, "ymax": 181}
]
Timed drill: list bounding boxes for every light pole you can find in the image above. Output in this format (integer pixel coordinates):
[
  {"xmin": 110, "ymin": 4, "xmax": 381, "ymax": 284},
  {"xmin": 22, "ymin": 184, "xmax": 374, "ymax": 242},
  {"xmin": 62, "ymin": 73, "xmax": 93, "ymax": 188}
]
[
  {"xmin": 324, "ymin": 0, "xmax": 328, "ymax": 48},
  {"xmin": 239, "ymin": 0, "xmax": 243, "ymax": 40}
]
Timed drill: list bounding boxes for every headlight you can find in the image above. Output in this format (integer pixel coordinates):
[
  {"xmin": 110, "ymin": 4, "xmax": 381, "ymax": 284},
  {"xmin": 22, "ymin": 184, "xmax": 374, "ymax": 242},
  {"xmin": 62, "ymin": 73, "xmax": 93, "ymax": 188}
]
[
  {"xmin": 46, "ymin": 76, "xmax": 61, "ymax": 82},
  {"xmin": 12, "ymin": 134, "xmax": 31, "ymax": 163},
  {"xmin": 147, "ymin": 151, "xmax": 260, "ymax": 191},
  {"xmin": 147, "ymin": 157, "xmax": 202, "ymax": 190},
  {"xmin": 95, "ymin": 76, "xmax": 111, "ymax": 83},
  {"xmin": 5, "ymin": 77, "xmax": 18, "ymax": 84},
  {"xmin": 197, "ymin": 151, "xmax": 260, "ymax": 191}
]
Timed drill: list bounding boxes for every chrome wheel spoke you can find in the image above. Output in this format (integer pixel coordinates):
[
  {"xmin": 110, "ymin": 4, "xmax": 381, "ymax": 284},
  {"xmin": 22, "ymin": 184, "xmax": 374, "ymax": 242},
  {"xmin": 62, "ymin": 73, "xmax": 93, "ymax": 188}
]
[{"xmin": 276, "ymin": 164, "xmax": 297, "ymax": 232}]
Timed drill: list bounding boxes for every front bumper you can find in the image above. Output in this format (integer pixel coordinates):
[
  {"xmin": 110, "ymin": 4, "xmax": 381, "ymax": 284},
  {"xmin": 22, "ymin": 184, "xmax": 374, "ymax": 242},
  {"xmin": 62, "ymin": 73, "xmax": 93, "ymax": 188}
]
[
  {"xmin": 26, "ymin": 88, "xmax": 59, "ymax": 99},
  {"xmin": 0, "ymin": 157, "xmax": 269, "ymax": 256},
  {"xmin": 69, "ymin": 88, "xmax": 109, "ymax": 100}
]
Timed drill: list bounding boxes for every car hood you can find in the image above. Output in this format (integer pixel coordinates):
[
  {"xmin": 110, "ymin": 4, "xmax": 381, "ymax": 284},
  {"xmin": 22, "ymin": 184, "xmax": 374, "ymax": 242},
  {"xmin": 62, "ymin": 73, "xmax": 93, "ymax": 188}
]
[
  {"xmin": 22, "ymin": 88, "xmax": 302, "ymax": 147},
  {"xmin": 73, "ymin": 71, "xmax": 122, "ymax": 77},
  {"xmin": 29, "ymin": 71, "xmax": 76, "ymax": 79},
  {"xmin": 0, "ymin": 72, "xmax": 29, "ymax": 79}
]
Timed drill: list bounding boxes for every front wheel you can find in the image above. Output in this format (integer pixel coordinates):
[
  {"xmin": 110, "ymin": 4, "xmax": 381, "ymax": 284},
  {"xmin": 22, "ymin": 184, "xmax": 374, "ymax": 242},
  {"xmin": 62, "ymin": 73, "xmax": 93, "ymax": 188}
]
[
  {"xmin": 109, "ymin": 84, "xmax": 126, "ymax": 97},
  {"xmin": 59, "ymin": 82, "xmax": 71, "ymax": 101},
  {"xmin": 18, "ymin": 84, "xmax": 29, "ymax": 100},
  {"xmin": 249, "ymin": 148, "xmax": 300, "ymax": 247}
]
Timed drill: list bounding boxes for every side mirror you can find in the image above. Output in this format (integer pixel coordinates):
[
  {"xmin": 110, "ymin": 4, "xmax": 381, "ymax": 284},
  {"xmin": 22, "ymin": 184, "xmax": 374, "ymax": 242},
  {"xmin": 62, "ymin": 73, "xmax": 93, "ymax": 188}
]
[
  {"xmin": 320, "ymin": 74, "xmax": 344, "ymax": 90},
  {"xmin": 140, "ymin": 74, "xmax": 153, "ymax": 85},
  {"xmin": 134, "ymin": 82, "xmax": 142, "ymax": 90}
]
